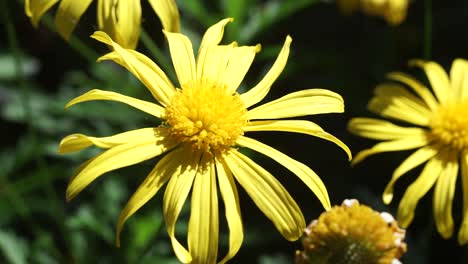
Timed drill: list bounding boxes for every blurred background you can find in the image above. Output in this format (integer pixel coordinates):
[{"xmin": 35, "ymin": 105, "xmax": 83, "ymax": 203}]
[{"xmin": 1, "ymin": 0, "xmax": 468, "ymax": 263}]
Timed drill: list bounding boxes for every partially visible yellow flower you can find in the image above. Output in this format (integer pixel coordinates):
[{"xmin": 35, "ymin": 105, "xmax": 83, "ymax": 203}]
[
  {"xmin": 296, "ymin": 199, "xmax": 407, "ymax": 264},
  {"xmin": 59, "ymin": 18, "xmax": 351, "ymax": 263},
  {"xmin": 25, "ymin": 0, "xmax": 180, "ymax": 48},
  {"xmin": 348, "ymin": 58, "xmax": 468, "ymax": 245},
  {"xmin": 337, "ymin": 0, "xmax": 409, "ymax": 25}
]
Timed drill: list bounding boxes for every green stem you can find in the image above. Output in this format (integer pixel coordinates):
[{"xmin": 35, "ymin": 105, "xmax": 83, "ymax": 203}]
[
  {"xmin": 423, "ymin": 0, "xmax": 432, "ymax": 60},
  {"xmin": 139, "ymin": 29, "xmax": 176, "ymax": 82}
]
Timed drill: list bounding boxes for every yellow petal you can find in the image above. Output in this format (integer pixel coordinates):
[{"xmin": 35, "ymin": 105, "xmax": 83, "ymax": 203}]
[
  {"xmin": 433, "ymin": 151, "xmax": 458, "ymax": 239},
  {"xmin": 92, "ymin": 31, "xmax": 175, "ymax": 105},
  {"xmin": 65, "ymin": 89, "xmax": 164, "ymax": 118},
  {"xmin": 410, "ymin": 59, "xmax": 450, "ymax": 105},
  {"xmin": 163, "ymin": 149, "xmax": 201, "ymax": 263},
  {"xmin": 247, "ymin": 89, "xmax": 344, "ymax": 120},
  {"xmin": 237, "ymin": 136, "xmax": 331, "ymax": 209},
  {"xmin": 352, "ymin": 135, "xmax": 429, "ymax": 165},
  {"xmin": 188, "ymin": 154, "xmax": 218, "ymax": 263},
  {"xmin": 450, "ymin": 58, "xmax": 468, "ymax": 101},
  {"xmin": 241, "ymin": 36, "xmax": 292, "ymax": 108},
  {"xmin": 59, "ymin": 128, "xmax": 159, "ymax": 154},
  {"xmin": 115, "ymin": 147, "xmax": 182, "ymax": 246},
  {"xmin": 348, "ymin": 117, "xmax": 426, "ymax": 140},
  {"xmin": 196, "ymin": 18, "xmax": 233, "ymax": 79},
  {"xmin": 215, "ymin": 157, "xmax": 243, "ymax": 264},
  {"xmin": 246, "ymin": 120, "xmax": 351, "ymax": 160},
  {"xmin": 198, "ymin": 43, "xmax": 237, "ymax": 85},
  {"xmin": 397, "ymin": 155, "xmax": 443, "ymax": 227},
  {"xmin": 25, "ymin": 0, "xmax": 60, "ymax": 27},
  {"xmin": 225, "ymin": 149, "xmax": 305, "ymax": 241},
  {"xmin": 148, "ymin": 0, "xmax": 180, "ymax": 33},
  {"xmin": 458, "ymin": 150, "xmax": 468, "ymax": 245},
  {"xmin": 55, "ymin": 0, "xmax": 93, "ymax": 40},
  {"xmin": 163, "ymin": 30, "xmax": 196, "ymax": 87},
  {"xmin": 66, "ymin": 137, "xmax": 177, "ymax": 201},
  {"xmin": 383, "ymin": 146, "xmax": 438, "ymax": 204}
]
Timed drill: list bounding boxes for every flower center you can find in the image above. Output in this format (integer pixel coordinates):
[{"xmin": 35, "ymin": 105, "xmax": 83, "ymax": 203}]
[
  {"xmin": 164, "ymin": 79, "xmax": 248, "ymax": 153},
  {"xmin": 429, "ymin": 101, "xmax": 468, "ymax": 151}
]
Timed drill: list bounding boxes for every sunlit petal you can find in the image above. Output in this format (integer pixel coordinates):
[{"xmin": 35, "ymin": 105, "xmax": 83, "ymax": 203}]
[
  {"xmin": 348, "ymin": 117, "xmax": 426, "ymax": 141},
  {"xmin": 55, "ymin": 0, "xmax": 93, "ymax": 40},
  {"xmin": 148, "ymin": 0, "xmax": 180, "ymax": 33},
  {"xmin": 163, "ymin": 30, "xmax": 196, "ymax": 87},
  {"xmin": 25, "ymin": 0, "xmax": 60, "ymax": 27},
  {"xmin": 449, "ymin": 58, "xmax": 468, "ymax": 101},
  {"xmin": 410, "ymin": 59, "xmax": 450, "ymax": 105}
]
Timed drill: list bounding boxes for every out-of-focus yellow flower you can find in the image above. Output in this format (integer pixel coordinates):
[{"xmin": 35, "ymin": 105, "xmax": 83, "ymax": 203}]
[
  {"xmin": 59, "ymin": 18, "xmax": 351, "ymax": 263},
  {"xmin": 348, "ymin": 58, "xmax": 468, "ymax": 245},
  {"xmin": 296, "ymin": 199, "xmax": 407, "ymax": 264},
  {"xmin": 337, "ymin": 0, "xmax": 409, "ymax": 25},
  {"xmin": 25, "ymin": 0, "xmax": 180, "ymax": 49}
]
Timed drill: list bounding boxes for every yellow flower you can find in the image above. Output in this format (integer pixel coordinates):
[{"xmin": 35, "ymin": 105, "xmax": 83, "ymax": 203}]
[
  {"xmin": 337, "ymin": 0, "xmax": 409, "ymax": 25},
  {"xmin": 348, "ymin": 58, "xmax": 468, "ymax": 245},
  {"xmin": 25, "ymin": 0, "xmax": 180, "ymax": 48},
  {"xmin": 59, "ymin": 18, "xmax": 351, "ymax": 263},
  {"xmin": 295, "ymin": 199, "xmax": 407, "ymax": 264}
]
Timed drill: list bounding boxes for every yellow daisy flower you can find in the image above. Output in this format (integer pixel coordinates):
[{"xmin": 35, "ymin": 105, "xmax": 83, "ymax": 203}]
[
  {"xmin": 337, "ymin": 0, "xmax": 409, "ymax": 25},
  {"xmin": 25, "ymin": 0, "xmax": 180, "ymax": 49},
  {"xmin": 59, "ymin": 18, "xmax": 351, "ymax": 263},
  {"xmin": 348, "ymin": 58, "xmax": 468, "ymax": 245}
]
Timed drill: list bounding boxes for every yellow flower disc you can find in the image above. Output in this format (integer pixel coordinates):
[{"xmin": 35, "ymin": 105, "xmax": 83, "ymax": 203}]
[{"xmin": 430, "ymin": 101, "xmax": 468, "ymax": 151}]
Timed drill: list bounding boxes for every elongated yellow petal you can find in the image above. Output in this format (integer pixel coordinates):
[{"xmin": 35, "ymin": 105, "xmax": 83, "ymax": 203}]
[
  {"xmin": 198, "ymin": 43, "xmax": 237, "ymax": 85},
  {"xmin": 433, "ymin": 151, "xmax": 458, "ymax": 239},
  {"xmin": 66, "ymin": 138, "xmax": 177, "ymax": 201},
  {"xmin": 348, "ymin": 117, "xmax": 426, "ymax": 141},
  {"xmin": 215, "ymin": 157, "xmax": 243, "ymax": 264},
  {"xmin": 116, "ymin": 147, "xmax": 182, "ymax": 246},
  {"xmin": 196, "ymin": 18, "xmax": 233, "ymax": 79},
  {"xmin": 246, "ymin": 120, "xmax": 351, "ymax": 160},
  {"xmin": 352, "ymin": 135, "xmax": 429, "ymax": 165},
  {"xmin": 163, "ymin": 149, "xmax": 201, "ymax": 263},
  {"xmin": 225, "ymin": 149, "xmax": 305, "ymax": 241},
  {"xmin": 459, "ymin": 150, "xmax": 468, "ymax": 245},
  {"xmin": 59, "ymin": 128, "xmax": 159, "ymax": 153},
  {"xmin": 387, "ymin": 72, "xmax": 439, "ymax": 111},
  {"xmin": 163, "ymin": 30, "xmax": 196, "ymax": 87},
  {"xmin": 237, "ymin": 136, "xmax": 331, "ymax": 209},
  {"xmin": 241, "ymin": 36, "xmax": 292, "ymax": 108},
  {"xmin": 65, "ymin": 89, "xmax": 164, "ymax": 118},
  {"xmin": 383, "ymin": 146, "xmax": 438, "ymax": 204},
  {"xmin": 410, "ymin": 59, "xmax": 450, "ymax": 105},
  {"xmin": 148, "ymin": 0, "xmax": 180, "ymax": 33},
  {"xmin": 92, "ymin": 31, "xmax": 175, "ymax": 105},
  {"xmin": 450, "ymin": 58, "xmax": 468, "ymax": 101},
  {"xmin": 247, "ymin": 89, "xmax": 344, "ymax": 120},
  {"xmin": 188, "ymin": 154, "xmax": 218, "ymax": 263},
  {"xmin": 223, "ymin": 45, "xmax": 262, "ymax": 94},
  {"xmin": 55, "ymin": 0, "xmax": 93, "ymax": 40},
  {"xmin": 397, "ymin": 155, "xmax": 443, "ymax": 227},
  {"xmin": 25, "ymin": 0, "xmax": 59, "ymax": 27}
]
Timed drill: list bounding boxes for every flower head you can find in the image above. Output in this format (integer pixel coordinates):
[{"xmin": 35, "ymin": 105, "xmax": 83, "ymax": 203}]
[
  {"xmin": 295, "ymin": 199, "xmax": 407, "ymax": 264},
  {"xmin": 25, "ymin": 0, "xmax": 180, "ymax": 48},
  {"xmin": 59, "ymin": 18, "xmax": 351, "ymax": 263},
  {"xmin": 348, "ymin": 58, "xmax": 468, "ymax": 245},
  {"xmin": 337, "ymin": 0, "xmax": 409, "ymax": 25}
]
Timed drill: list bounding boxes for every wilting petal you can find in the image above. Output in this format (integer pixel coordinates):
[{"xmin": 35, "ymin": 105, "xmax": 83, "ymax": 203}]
[
  {"xmin": 65, "ymin": 89, "xmax": 164, "ymax": 118},
  {"xmin": 383, "ymin": 146, "xmax": 438, "ymax": 204},
  {"xmin": 450, "ymin": 58, "xmax": 468, "ymax": 101},
  {"xmin": 247, "ymin": 89, "xmax": 344, "ymax": 120},
  {"xmin": 348, "ymin": 117, "xmax": 426, "ymax": 141},
  {"xmin": 55, "ymin": 0, "xmax": 93, "ymax": 40},
  {"xmin": 237, "ymin": 136, "xmax": 331, "ymax": 209},
  {"xmin": 352, "ymin": 135, "xmax": 429, "ymax": 165},
  {"xmin": 163, "ymin": 30, "xmax": 196, "ymax": 87},
  {"xmin": 148, "ymin": 0, "xmax": 180, "ymax": 33},
  {"xmin": 241, "ymin": 36, "xmax": 292, "ymax": 108},
  {"xmin": 188, "ymin": 154, "xmax": 218, "ymax": 263},
  {"xmin": 397, "ymin": 155, "xmax": 443, "ymax": 227},
  {"xmin": 433, "ymin": 151, "xmax": 458, "ymax": 239},
  {"xmin": 225, "ymin": 149, "xmax": 305, "ymax": 241},
  {"xmin": 246, "ymin": 120, "xmax": 351, "ymax": 160},
  {"xmin": 410, "ymin": 59, "xmax": 450, "ymax": 105},
  {"xmin": 92, "ymin": 31, "xmax": 175, "ymax": 105},
  {"xmin": 25, "ymin": 0, "xmax": 60, "ymax": 27},
  {"xmin": 215, "ymin": 157, "xmax": 243, "ymax": 264},
  {"xmin": 459, "ymin": 150, "xmax": 468, "ymax": 245},
  {"xmin": 163, "ymin": 149, "xmax": 201, "ymax": 263},
  {"xmin": 387, "ymin": 72, "xmax": 439, "ymax": 111},
  {"xmin": 59, "ymin": 128, "xmax": 159, "ymax": 153},
  {"xmin": 66, "ymin": 137, "xmax": 177, "ymax": 201}
]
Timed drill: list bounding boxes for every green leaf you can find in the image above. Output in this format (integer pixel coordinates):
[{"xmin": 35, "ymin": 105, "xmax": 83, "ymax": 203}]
[{"xmin": 0, "ymin": 230, "xmax": 28, "ymax": 264}]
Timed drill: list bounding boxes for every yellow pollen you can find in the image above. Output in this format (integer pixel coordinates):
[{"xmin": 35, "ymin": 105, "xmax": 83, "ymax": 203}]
[
  {"xmin": 164, "ymin": 79, "xmax": 248, "ymax": 152},
  {"xmin": 430, "ymin": 101, "xmax": 468, "ymax": 151}
]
